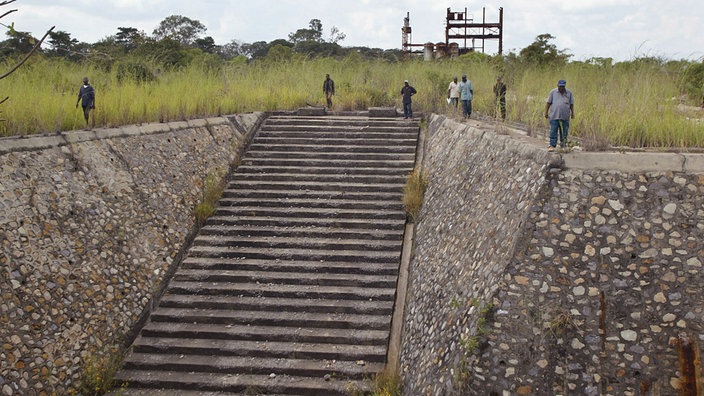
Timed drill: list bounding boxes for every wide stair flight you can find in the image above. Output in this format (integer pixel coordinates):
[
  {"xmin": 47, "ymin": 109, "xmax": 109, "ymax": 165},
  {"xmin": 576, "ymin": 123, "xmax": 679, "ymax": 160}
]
[{"xmin": 115, "ymin": 114, "xmax": 420, "ymax": 395}]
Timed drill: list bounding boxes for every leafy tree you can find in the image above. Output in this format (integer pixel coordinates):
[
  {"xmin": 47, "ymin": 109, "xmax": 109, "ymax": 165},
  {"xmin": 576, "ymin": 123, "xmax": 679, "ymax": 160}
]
[
  {"xmin": 294, "ymin": 41, "xmax": 342, "ymax": 57},
  {"xmin": 194, "ymin": 36, "xmax": 216, "ymax": 53},
  {"xmin": 219, "ymin": 39, "xmax": 244, "ymax": 60},
  {"xmin": 266, "ymin": 44, "xmax": 294, "ymax": 62},
  {"xmin": 132, "ymin": 37, "xmax": 187, "ymax": 67},
  {"xmin": 241, "ymin": 41, "xmax": 269, "ymax": 60},
  {"xmin": 115, "ymin": 27, "xmax": 145, "ymax": 51},
  {"xmin": 47, "ymin": 30, "xmax": 78, "ymax": 58},
  {"xmin": 0, "ymin": 29, "xmax": 35, "ymax": 56},
  {"xmin": 288, "ymin": 18, "xmax": 323, "ymax": 44},
  {"xmin": 519, "ymin": 33, "xmax": 571, "ymax": 65},
  {"xmin": 152, "ymin": 15, "xmax": 206, "ymax": 47}
]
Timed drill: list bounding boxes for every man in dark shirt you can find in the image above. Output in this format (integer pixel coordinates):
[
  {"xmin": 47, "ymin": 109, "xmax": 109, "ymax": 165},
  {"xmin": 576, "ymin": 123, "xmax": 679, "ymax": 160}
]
[
  {"xmin": 76, "ymin": 77, "xmax": 95, "ymax": 129},
  {"xmin": 401, "ymin": 80, "xmax": 417, "ymax": 119},
  {"xmin": 323, "ymin": 74, "xmax": 335, "ymax": 108},
  {"xmin": 493, "ymin": 76, "xmax": 507, "ymax": 120}
]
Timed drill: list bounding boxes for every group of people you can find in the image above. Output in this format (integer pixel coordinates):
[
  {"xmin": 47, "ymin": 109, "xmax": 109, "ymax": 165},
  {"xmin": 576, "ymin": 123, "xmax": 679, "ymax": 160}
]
[
  {"xmin": 76, "ymin": 72, "xmax": 573, "ymax": 151},
  {"xmin": 448, "ymin": 75, "xmax": 506, "ymax": 120},
  {"xmin": 326, "ymin": 72, "xmax": 574, "ymax": 150},
  {"xmin": 448, "ymin": 74, "xmax": 573, "ymax": 150},
  {"xmin": 447, "ymin": 75, "xmax": 476, "ymax": 119}
]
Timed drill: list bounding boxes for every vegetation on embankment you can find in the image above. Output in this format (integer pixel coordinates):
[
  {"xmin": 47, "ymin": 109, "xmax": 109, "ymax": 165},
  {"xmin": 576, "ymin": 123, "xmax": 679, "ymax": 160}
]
[{"xmin": 2, "ymin": 53, "xmax": 703, "ymax": 148}]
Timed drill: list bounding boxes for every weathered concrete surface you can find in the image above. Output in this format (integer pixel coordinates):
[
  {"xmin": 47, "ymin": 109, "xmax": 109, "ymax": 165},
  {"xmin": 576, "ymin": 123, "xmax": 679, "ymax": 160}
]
[
  {"xmin": 0, "ymin": 113, "xmax": 264, "ymax": 395},
  {"xmin": 369, "ymin": 107, "xmax": 399, "ymax": 117},
  {"xmin": 400, "ymin": 114, "xmax": 704, "ymax": 395}
]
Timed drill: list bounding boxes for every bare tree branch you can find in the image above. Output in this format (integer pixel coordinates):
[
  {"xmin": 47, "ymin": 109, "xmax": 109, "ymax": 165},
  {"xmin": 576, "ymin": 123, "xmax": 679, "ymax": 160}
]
[
  {"xmin": 0, "ymin": 26, "xmax": 55, "ymax": 80},
  {"xmin": 0, "ymin": 8, "xmax": 17, "ymax": 21}
]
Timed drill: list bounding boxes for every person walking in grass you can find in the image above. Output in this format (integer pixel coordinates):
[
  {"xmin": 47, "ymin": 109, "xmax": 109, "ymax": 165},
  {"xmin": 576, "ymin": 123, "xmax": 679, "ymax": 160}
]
[
  {"xmin": 458, "ymin": 74, "xmax": 473, "ymax": 119},
  {"xmin": 76, "ymin": 77, "xmax": 95, "ymax": 129},
  {"xmin": 401, "ymin": 80, "xmax": 417, "ymax": 119},
  {"xmin": 447, "ymin": 76, "xmax": 459, "ymax": 109},
  {"xmin": 323, "ymin": 73, "xmax": 335, "ymax": 108},
  {"xmin": 544, "ymin": 79, "xmax": 574, "ymax": 151},
  {"xmin": 493, "ymin": 76, "xmax": 507, "ymax": 120}
]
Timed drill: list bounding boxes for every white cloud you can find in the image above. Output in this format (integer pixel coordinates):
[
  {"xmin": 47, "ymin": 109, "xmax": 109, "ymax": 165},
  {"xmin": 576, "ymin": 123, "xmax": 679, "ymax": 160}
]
[{"xmin": 3, "ymin": 0, "xmax": 702, "ymax": 61}]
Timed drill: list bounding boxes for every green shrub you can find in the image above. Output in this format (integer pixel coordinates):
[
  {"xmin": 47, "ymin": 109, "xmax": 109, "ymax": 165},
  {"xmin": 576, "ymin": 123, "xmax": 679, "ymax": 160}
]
[{"xmin": 115, "ymin": 61, "xmax": 155, "ymax": 83}]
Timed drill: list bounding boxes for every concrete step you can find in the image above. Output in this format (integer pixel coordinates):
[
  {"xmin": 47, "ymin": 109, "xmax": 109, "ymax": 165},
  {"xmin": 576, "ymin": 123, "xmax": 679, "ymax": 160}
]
[
  {"xmin": 198, "ymin": 224, "xmax": 403, "ymax": 239},
  {"xmin": 165, "ymin": 281, "xmax": 397, "ymax": 301},
  {"xmin": 156, "ymin": 295, "xmax": 394, "ymax": 316},
  {"xmin": 235, "ymin": 165, "xmax": 412, "ymax": 177},
  {"xmin": 225, "ymin": 180, "xmax": 405, "ymax": 193},
  {"xmin": 185, "ymin": 246, "xmax": 401, "ymax": 263},
  {"xmin": 220, "ymin": 188, "xmax": 403, "ymax": 201},
  {"xmin": 138, "ymin": 322, "xmax": 388, "ymax": 346},
  {"xmin": 216, "ymin": 197, "xmax": 404, "ymax": 211},
  {"xmin": 204, "ymin": 215, "xmax": 406, "ymax": 230},
  {"xmin": 115, "ymin": 370, "xmax": 369, "ymax": 396},
  {"xmin": 122, "ymin": 353, "xmax": 384, "ymax": 380},
  {"xmin": 180, "ymin": 257, "xmax": 400, "ymax": 276},
  {"xmin": 230, "ymin": 171, "xmax": 408, "ymax": 185},
  {"xmin": 212, "ymin": 206, "xmax": 405, "ymax": 220},
  {"xmin": 130, "ymin": 337, "xmax": 388, "ymax": 362},
  {"xmin": 257, "ymin": 130, "xmax": 418, "ymax": 139},
  {"xmin": 247, "ymin": 142, "xmax": 416, "ymax": 154},
  {"xmin": 244, "ymin": 150, "xmax": 416, "ymax": 161},
  {"xmin": 172, "ymin": 268, "xmax": 398, "ymax": 288},
  {"xmin": 240, "ymin": 157, "xmax": 415, "ymax": 169},
  {"xmin": 257, "ymin": 131, "xmax": 416, "ymax": 143},
  {"xmin": 191, "ymin": 234, "xmax": 402, "ymax": 251}
]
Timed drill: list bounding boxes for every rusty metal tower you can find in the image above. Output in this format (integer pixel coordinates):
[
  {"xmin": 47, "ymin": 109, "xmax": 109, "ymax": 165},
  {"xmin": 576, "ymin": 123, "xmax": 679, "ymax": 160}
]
[{"xmin": 445, "ymin": 6, "xmax": 503, "ymax": 55}]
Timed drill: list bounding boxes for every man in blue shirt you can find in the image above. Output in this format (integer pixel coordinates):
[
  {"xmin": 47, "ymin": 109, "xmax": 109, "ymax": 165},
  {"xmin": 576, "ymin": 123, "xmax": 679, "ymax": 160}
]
[
  {"xmin": 544, "ymin": 79, "xmax": 574, "ymax": 151},
  {"xmin": 458, "ymin": 75, "xmax": 473, "ymax": 119}
]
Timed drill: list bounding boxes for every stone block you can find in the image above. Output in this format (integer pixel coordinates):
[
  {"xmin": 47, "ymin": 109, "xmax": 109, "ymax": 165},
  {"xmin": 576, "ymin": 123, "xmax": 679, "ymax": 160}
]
[
  {"xmin": 297, "ymin": 107, "xmax": 326, "ymax": 116},
  {"xmin": 369, "ymin": 107, "xmax": 398, "ymax": 117}
]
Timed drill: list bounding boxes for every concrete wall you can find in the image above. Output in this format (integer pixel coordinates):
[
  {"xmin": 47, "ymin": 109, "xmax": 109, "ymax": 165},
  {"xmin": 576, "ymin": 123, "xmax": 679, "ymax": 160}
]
[
  {"xmin": 400, "ymin": 114, "xmax": 704, "ymax": 395},
  {"xmin": 0, "ymin": 113, "xmax": 264, "ymax": 395}
]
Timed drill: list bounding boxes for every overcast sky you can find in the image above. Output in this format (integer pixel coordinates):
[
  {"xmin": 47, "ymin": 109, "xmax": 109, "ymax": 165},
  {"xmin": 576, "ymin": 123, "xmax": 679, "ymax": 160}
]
[{"xmin": 5, "ymin": 0, "xmax": 703, "ymax": 62}]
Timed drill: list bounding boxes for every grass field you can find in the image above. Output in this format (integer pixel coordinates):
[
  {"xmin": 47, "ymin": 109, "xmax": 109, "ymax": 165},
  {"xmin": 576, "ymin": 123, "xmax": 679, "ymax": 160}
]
[{"xmin": 1, "ymin": 54, "xmax": 703, "ymax": 148}]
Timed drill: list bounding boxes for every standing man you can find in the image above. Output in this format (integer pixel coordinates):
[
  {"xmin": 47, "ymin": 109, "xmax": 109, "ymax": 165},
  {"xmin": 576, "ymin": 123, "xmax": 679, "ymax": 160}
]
[
  {"xmin": 447, "ymin": 76, "xmax": 459, "ymax": 109},
  {"xmin": 76, "ymin": 76, "xmax": 95, "ymax": 129},
  {"xmin": 544, "ymin": 79, "xmax": 574, "ymax": 151},
  {"xmin": 401, "ymin": 80, "xmax": 417, "ymax": 119},
  {"xmin": 323, "ymin": 74, "xmax": 335, "ymax": 109},
  {"xmin": 493, "ymin": 76, "xmax": 507, "ymax": 120},
  {"xmin": 458, "ymin": 74, "xmax": 473, "ymax": 119}
]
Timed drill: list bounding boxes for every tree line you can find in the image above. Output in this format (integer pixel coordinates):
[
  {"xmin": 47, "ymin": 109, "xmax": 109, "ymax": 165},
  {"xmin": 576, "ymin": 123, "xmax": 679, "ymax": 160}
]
[{"xmin": 1, "ymin": 9, "xmax": 702, "ymax": 105}]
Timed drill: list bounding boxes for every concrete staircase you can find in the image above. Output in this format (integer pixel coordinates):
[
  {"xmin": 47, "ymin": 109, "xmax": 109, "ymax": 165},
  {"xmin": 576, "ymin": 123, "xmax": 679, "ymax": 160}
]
[{"xmin": 115, "ymin": 114, "xmax": 420, "ymax": 395}]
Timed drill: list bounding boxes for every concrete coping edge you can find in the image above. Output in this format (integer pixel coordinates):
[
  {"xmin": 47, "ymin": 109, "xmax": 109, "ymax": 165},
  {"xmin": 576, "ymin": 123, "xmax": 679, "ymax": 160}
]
[{"xmin": 0, "ymin": 115, "xmax": 245, "ymax": 155}]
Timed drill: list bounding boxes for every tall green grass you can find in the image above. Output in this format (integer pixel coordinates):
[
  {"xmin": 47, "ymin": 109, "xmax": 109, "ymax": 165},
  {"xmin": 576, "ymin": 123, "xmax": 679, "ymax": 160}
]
[{"xmin": 1, "ymin": 55, "xmax": 702, "ymax": 148}]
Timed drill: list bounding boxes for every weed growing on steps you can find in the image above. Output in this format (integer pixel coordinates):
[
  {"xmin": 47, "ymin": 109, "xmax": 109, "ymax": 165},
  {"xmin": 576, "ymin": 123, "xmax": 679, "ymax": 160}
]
[
  {"xmin": 194, "ymin": 168, "xmax": 227, "ymax": 225},
  {"xmin": 346, "ymin": 367, "xmax": 402, "ymax": 396},
  {"xmin": 71, "ymin": 344, "xmax": 127, "ymax": 396},
  {"xmin": 403, "ymin": 169, "xmax": 429, "ymax": 223}
]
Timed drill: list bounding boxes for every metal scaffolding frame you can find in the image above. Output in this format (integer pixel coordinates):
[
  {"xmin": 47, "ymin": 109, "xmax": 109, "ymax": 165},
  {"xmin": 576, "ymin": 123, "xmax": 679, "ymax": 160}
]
[
  {"xmin": 445, "ymin": 6, "xmax": 503, "ymax": 55},
  {"xmin": 401, "ymin": 5, "xmax": 504, "ymax": 57}
]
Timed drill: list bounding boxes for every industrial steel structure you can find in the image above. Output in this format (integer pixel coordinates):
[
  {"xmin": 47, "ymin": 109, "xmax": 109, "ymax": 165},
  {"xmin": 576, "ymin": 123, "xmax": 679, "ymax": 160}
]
[{"xmin": 402, "ymin": 5, "xmax": 503, "ymax": 59}]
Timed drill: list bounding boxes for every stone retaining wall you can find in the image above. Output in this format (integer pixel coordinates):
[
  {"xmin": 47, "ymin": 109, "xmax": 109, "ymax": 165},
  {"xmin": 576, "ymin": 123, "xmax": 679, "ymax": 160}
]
[
  {"xmin": 400, "ymin": 114, "xmax": 704, "ymax": 395},
  {"xmin": 0, "ymin": 113, "xmax": 264, "ymax": 395}
]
